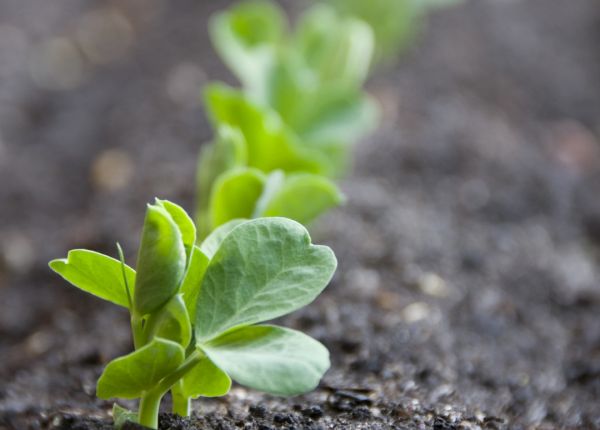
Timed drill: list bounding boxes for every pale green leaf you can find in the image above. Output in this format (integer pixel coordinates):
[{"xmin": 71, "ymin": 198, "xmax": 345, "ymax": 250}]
[
  {"xmin": 134, "ymin": 203, "xmax": 187, "ymax": 315},
  {"xmin": 49, "ymin": 250, "xmax": 135, "ymax": 309},
  {"xmin": 204, "ymin": 84, "xmax": 331, "ymax": 175},
  {"xmin": 295, "ymin": 4, "xmax": 374, "ymax": 86},
  {"xmin": 180, "ymin": 353, "xmax": 231, "ymax": 398},
  {"xmin": 209, "ymin": 0, "xmax": 285, "ymax": 100},
  {"xmin": 144, "ymin": 294, "xmax": 191, "ymax": 348},
  {"xmin": 209, "ymin": 168, "xmax": 265, "ymax": 229},
  {"xmin": 179, "ymin": 246, "xmax": 210, "ymax": 321},
  {"xmin": 199, "ymin": 219, "xmax": 247, "ymax": 260},
  {"xmin": 200, "ymin": 325, "xmax": 329, "ymax": 396},
  {"xmin": 97, "ymin": 338, "xmax": 184, "ymax": 399},
  {"xmin": 260, "ymin": 173, "xmax": 344, "ymax": 225},
  {"xmin": 195, "ymin": 218, "xmax": 337, "ymax": 341}
]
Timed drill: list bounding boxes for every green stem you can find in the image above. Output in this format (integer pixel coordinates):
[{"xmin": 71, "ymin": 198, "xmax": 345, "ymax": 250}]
[
  {"xmin": 138, "ymin": 391, "xmax": 162, "ymax": 429},
  {"xmin": 137, "ymin": 350, "xmax": 202, "ymax": 427},
  {"xmin": 171, "ymin": 381, "xmax": 191, "ymax": 417},
  {"xmin": 156, "ymin": 350, "xmax": 203, "ymax": 395},
  {"xmin": 131, "ymin": 313, "xmax": 145, "ymax": 350}
]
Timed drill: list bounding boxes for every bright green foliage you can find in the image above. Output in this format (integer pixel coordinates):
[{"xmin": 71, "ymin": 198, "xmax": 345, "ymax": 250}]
[
  {"xmin": 49, "ymin": 200, "xmax": 336, "ymax": 429},
  {"xmin": 208, "ymin": 1, "xmax": 377, "ymax": 149},
  {"xmin": 196, "ymin": 1, "xmax": 378, "ymax": 239},
  {"xmin": 199, "ymin": 163, "xmax": 343, "ymax": 236},
  {"xmin": 204, "ymin": 84, "xmax": 330, "ymax": 175},
  {"xmin": 209, "ymin": 0, "xmax": 285, "ymax": 100},
  {"xmin": 209, "ymin": 167, "xmax": 266, "ymax": 228},
  {"xmin": 49, "ymin": 250, "xmax": 135, "ymax": 309}
]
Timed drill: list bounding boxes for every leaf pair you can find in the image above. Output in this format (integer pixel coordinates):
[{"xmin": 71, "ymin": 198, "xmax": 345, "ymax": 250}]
[{"xmin": 201, "ymin": 164, "xmax": 344, "ymax": 238}]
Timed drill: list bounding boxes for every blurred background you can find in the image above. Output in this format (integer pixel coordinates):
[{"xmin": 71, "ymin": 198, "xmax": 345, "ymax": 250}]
[{"xmin": 1, "ymin": 0, "xmax": 600, "ymax": 428}]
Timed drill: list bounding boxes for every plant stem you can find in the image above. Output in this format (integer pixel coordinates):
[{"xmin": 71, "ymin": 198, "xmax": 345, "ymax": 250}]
[
  {"xmin": 137, "ymin": 350, "xmax": 203, "ymax": 427},
  {"xmin": 138, "ymin": 391, "xmax": 162, "ymax": 429},
  {"xmin": 171, "ymin": 381, "xmax": 191, "ymax": 417},
  {"xmin": 156, "ymin": 350, "xmax": 203, "ymax": 395},
  {"xmin": 131, "ymin": 313, "xmax": 144, "ymax": 350}
]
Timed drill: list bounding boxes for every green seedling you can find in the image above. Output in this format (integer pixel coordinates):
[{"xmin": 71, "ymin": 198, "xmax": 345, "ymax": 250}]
[
  {"xmin": 50, "ymin": 199, "xmax": 336, "ymax": 429},
  {"xmin": 195, "ymin": 119, "xmax": 344, "ymax": 239},
  {"xmin": 208, "ymin": 0, "xmax": 378, "ymax": 170}
]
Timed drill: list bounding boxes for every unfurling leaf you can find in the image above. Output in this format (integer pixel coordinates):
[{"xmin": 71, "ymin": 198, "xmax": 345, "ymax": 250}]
[{"xmin": 134, "ymin": 203, "xmax": 187, "ymax": 315}]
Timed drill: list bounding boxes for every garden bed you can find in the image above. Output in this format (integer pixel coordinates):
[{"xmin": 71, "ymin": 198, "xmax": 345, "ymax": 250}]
[{"xmin": 1, "ymin": 0, "xmax": 600, "ymax": 428}]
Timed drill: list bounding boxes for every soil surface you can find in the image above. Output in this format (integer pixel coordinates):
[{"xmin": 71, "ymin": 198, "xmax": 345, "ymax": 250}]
[{"xmin": 1, "ymin": 0, "xmax": 600, "ymax": 429}]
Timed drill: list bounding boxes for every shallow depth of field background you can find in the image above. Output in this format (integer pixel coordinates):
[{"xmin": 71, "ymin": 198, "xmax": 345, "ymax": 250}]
[{"xmin": 1, "ymin": 0, "xmax": 600, "ymax": 428}]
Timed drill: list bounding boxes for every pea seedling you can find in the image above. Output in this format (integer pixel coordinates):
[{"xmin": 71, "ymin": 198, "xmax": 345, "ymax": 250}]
[
  {"xmin": 50, "ymin": 199, "xmax": 336, "ymax": 429},
  {"xmin": 195, "ymin": 122, "xmax": 344, "ymax": 239},
  {"xmin": 208, "ymin": 1, "xmax": 378, "ymax": 165}
]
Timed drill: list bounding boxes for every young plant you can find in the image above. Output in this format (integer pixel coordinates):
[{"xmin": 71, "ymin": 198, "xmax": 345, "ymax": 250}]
[
  {"xmin": 50, "ymin": 199, "xmax": 336, "ymax": 429},
  {"xmin": 195, "ymin": 122, "xmax": 344, "ymax": 239},
  {"xmin": 208, "ymin": 0, "xmax": 379, "ymax": 173}
]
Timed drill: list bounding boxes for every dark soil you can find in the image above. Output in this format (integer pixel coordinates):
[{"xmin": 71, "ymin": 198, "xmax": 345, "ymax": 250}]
[{"xmin": 1, "ymin": 0, "xmax": 600, "ymax": 429}]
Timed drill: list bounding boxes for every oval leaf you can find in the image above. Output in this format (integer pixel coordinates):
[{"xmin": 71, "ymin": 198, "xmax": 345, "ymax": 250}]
[
  {"xmin": 49, "ymin": 250, "xmax": 135, "ymax": 309},
  {"xmin": 195, "ymin": 217, "xmax": 337, "ymax": 341},
  {"xmin": 210, "ymin": 168, "xmax": 265, "ymax": 230},
  {"xmin": 134, "ymin": 203, "xmax": 187, "ymax": 315},
  {"xmin": 200, "ymin": 325, "xmax": 329, "ymax": 396},
  {"xmin": 97, "ymin": 338, "xmax": 184, "ymax": 399}
]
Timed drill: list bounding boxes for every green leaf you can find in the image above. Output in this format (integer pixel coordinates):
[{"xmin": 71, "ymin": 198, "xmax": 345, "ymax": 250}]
[
  {"xmin": 195, "ymin": 218, "xmax": 337, "ymax": 341},
  {"xmin": 180, "ymin": 354, "xmax": 231, "ymax": 398},
  {"xmin": 112, "ymin": 403, "xmax": 138, "ymax": 429},
  {"xmin": 325, "ymin": 0, "xmax": 422, "ymax": 62},
  {"xmin": 179, "ymin": 246, "xmax": 210, "ymax": 322},
  {"xmin": 97, "ymin": 338, "xmax": 185, "ymax": 399},
  {"xmin": 196, "ymin": 126, "xmax": 247, "ymax": 241},
  {"xmin": 259, "ymin": 173, "xmax": 344, "ymax": 225},
  {"xmin": 209, "ymin": 0, "xmax": 285, "ymax": 100},
  {"xmin": 209, "ymin": 168, "xmax": 265, "ymax": 230},
  {"xmin": 49, "ymin": 250, "xmax": 136, "ymax": 309},
  {"xmin": 295, "ymin": 4, "xmax": 374, "ymax": 87},
  {"xmin": 144, "ymin": 294, "xmax": 191, "ymax": 348},
  {"xmin": 251, "ymin": 170, "xmax": 286, "ymax": 218},
  {"xmin": 199, "ymin": 219, "xmax": 247, "ymax": 260},
  {"xmin": 134, "ymin": 203, "xmax": 187, "ymax": 315},
  {"xmin": 200, "ymin": 325, "xmax": 329, "ymax": 396},
  {"xmin": 155, "ymin": 199, "xmax": 196, "ymax": 262},
  {"xmin": 205, "ymin": 84, "xmax": 331, "ymax": 175}
]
